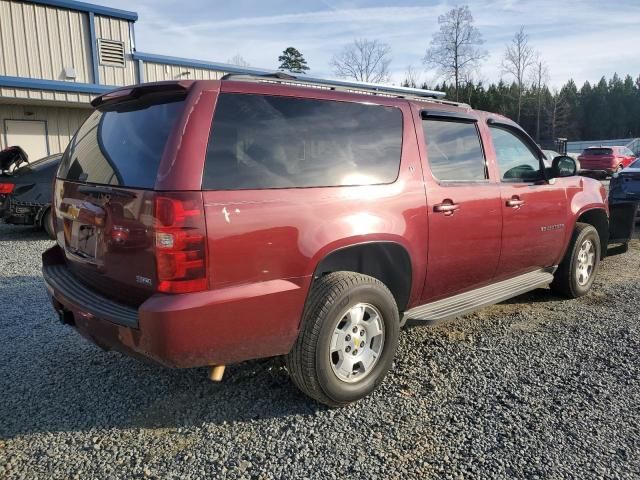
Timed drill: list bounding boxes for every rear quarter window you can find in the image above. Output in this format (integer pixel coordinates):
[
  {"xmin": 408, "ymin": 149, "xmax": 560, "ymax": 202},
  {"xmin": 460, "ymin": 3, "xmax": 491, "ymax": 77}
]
[
  {"xmin": 202, "ymin": 93, "xmax": 403, "ymax": 190},
  {"xmin": 58, "ymin": 96, "xmax": 185, "ymax": 189}
]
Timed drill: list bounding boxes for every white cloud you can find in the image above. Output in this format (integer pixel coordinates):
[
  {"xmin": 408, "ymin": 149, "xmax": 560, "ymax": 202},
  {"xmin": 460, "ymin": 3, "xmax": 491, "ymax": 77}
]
[{"xmin": 101, "ymin": 0, "xmax": 640, "ymax": 88}]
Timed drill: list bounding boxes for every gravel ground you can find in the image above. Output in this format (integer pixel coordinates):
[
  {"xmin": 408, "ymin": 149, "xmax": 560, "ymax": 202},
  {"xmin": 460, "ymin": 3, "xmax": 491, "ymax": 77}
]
[{"xmin": 0, "ymin": 223, "xmax": 638, "ymax": 479}]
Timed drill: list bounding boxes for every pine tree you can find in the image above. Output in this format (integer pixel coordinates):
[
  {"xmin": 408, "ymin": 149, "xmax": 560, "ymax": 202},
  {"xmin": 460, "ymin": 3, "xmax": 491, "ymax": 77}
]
[{"xmin": 278, "ymin": 47, "xmax": 310, "ymax": 74}]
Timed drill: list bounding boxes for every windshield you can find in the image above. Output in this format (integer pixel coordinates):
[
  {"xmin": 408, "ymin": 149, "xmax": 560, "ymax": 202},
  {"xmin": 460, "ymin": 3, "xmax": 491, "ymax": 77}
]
[{"xmin": 58, "ymin": 96, "xmax": 185, "ymax": 189}]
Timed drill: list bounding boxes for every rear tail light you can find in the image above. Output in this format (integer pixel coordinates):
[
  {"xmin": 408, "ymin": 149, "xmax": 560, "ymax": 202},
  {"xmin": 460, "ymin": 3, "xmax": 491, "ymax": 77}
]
[
  {"xmin": 0, "ymin": 183, "xmax": 15, "ymax": 194},
  {"xmin": 153, "ymin": 192, "xmax": 208, "ymax": 294}
]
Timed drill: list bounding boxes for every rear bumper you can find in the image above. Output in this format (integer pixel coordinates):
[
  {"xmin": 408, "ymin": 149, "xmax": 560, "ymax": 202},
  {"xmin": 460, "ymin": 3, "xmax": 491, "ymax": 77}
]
[
  {"xmin": 0, "ymin": 197, "xmax": 45, "ymax": 225},
  {"xmin": 579, "ymin": 162, "xmax": 617, "ymax": 173},
  {"xmin": 42, "ymin": 246, "xmax": 307, "ymax": 368}
]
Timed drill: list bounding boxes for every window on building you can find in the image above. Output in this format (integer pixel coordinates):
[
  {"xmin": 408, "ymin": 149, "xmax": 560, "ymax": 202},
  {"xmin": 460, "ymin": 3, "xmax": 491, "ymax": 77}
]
[
  {"xmin": 202, "ymin": 94, "xmax": 403, "ymax": 190},
  {"xmin": 422, "ymin": 118, "xmax": 487, "ymax": 182}
]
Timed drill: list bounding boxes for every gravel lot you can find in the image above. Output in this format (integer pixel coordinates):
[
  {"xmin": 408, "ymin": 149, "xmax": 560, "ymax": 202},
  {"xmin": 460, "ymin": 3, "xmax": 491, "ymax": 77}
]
[{"xmin": 1, "ymin": 223, "xmax": 638, "ymax": 479}]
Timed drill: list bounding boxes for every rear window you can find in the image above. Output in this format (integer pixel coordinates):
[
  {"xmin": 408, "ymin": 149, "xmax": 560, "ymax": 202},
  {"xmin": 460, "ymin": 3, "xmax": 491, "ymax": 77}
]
[
  {"xmin": 58, "ymin": 96, "xmax": 185, "ymax": 189},
  {"xmin": 583, "ymin": 148, "xmax": 613, "ymax": 156},
  {"xmin": 202, "ymin": 93, "xmax": 403, "ymax": 190}
]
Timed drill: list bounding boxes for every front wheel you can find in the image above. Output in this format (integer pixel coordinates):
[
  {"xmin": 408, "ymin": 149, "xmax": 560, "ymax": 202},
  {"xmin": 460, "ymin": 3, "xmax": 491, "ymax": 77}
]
[
  {"xmin": 285, "ymin": 272, "xmax": 399, "ymax": 407},
  {"xmin": 551, "ymin": 223, "xmax": 601, "ymax": 298}
]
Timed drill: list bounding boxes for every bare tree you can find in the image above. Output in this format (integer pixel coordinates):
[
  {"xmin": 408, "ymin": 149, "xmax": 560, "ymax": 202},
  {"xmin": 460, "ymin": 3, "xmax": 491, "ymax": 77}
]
[
  {"xmin": 331, "ymin": 39, "xmax": 392, "ymax": 83},
  {"xmin": 530, "ymin": 57, "xmax": 549, "ymax": 142},
  {"xmin": 227, "ymin": 54, "xmax": 250, "ymax": 68},
  {"xmin": 502, "ymin": 27, "xmax": 536, "ymax": 123},
  {"xmin": 403, "ymin": 65, "xmax": 421, "ymax": 88},
  {"xmin": 423, "ymin": 5, "xmax": 487, "ymax": 101}
]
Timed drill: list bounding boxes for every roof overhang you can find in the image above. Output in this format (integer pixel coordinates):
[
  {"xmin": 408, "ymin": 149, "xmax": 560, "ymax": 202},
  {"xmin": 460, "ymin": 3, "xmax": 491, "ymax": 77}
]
[
  {"xmin": 27, "ymin": 0, "xmax": 138, "ymax": 22},
  {"xmin": 0, "ymin": 75, "xmax": 115, "ymax": 95}
]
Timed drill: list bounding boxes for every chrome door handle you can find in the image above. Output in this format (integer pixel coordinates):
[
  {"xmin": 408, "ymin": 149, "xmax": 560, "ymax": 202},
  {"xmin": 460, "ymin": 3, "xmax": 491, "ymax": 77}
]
[
  {"xmin": 506, "ymin": 198, "xmax": 525, "ymax": 208},
  {"xmin": 434, "ymin": 202, "xmax": 460, "ymax": 215}
]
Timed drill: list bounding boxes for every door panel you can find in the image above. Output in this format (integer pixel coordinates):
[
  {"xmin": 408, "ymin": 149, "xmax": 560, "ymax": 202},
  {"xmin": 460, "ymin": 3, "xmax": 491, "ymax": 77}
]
[
  {"xmin": 424, "ymin": 183, "xmax": 503, "ymax": 300},
  {"xmin": 417, "ymin": 109, "xmax": 503, "ymax": 302},
  {"xmin": 497, "ymin": 182, "xmax": 567, "ymax": 279},
  {"xmin": 5, "ymin": 120, "xmax": 49, "ymax": 160},
  {"xmin": 488, "ymin": 124, "xmax": 568, "ymax": 279}
]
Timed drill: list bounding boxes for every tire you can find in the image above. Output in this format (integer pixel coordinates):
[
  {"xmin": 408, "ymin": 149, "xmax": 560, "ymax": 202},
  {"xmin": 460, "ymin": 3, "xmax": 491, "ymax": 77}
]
[
  {"xmin": 42, "ymin": 208, "xmax": 55, "ymax": 240},
  {"xmin": 285, "ymin": 272, "xmax": 399, "ymax": 407},
  {"xmin": 550, "ymin": 223, "xmax": 601, "ymax": 298}
]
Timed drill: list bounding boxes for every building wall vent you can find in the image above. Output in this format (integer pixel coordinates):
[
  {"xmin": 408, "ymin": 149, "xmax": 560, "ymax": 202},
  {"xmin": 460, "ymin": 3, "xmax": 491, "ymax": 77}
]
[{"xmin": 98, "ymin": 39, "xmax": 126, "ymax": 67}]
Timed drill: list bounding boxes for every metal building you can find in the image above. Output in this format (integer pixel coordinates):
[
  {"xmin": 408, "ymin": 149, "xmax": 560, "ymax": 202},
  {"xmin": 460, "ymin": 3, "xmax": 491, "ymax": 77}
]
[{"xmin": 0, "ymin": 0, "xmax": 270, "ymax": 160}]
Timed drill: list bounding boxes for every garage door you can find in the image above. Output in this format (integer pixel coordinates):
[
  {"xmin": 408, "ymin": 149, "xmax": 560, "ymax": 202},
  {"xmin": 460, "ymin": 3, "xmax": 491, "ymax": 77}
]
[{"xmin": 4, "ymin": 120, "xmax": 49, "ymax": 161}]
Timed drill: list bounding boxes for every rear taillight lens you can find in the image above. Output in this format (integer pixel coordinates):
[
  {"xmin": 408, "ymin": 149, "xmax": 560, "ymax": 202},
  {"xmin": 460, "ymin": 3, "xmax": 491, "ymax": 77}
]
[
  {"xmin": 153, "ymin": 192, "xmax": 208, "ymax": 294},
  {"xmin": 0, "ymin": 183, "xmax": 15, "ymax": 194}
]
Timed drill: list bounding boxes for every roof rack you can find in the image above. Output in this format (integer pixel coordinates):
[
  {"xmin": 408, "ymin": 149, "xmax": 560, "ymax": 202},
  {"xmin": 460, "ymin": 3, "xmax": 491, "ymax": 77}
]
[{"xmin": 221, "ymin": 72, "xmax": 469, "ymax": 108}]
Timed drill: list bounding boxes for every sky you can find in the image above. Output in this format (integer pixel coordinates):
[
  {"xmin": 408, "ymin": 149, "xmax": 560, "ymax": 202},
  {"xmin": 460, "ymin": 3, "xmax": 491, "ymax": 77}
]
[{"xmin": 99, "ymin": 0, "xmax": 640, "ymax": 89}]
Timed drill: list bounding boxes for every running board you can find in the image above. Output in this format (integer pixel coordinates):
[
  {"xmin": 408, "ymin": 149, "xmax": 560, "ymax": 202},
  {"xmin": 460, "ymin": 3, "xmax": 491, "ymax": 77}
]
[{"xmin": 402, "ymin": 269, "xmax": 555, "ymax": 326}]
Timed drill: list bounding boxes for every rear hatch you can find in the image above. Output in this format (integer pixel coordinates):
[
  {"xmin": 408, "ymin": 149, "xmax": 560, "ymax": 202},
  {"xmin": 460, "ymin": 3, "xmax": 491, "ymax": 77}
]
[
  {"xmin": 54, "ymin": 85, "xmax": 208, "ymax": 307},
  {"xmin": 579, "ymin": 148, "xmax": 615, "ymax": 169}
]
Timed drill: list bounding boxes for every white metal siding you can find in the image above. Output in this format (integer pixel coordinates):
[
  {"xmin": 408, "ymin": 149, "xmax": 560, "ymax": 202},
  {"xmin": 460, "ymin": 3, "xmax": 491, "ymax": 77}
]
[
  {"xmin": 143, "ymin": 61, "xmax": 227, "ymax": 82},
  {"xmin": 0, "ymin": 86, "xmax": 93, "ymax": 104},
  {"xmin": 94, "ymin": 15, "xmax": 136, "ymax": 86},
  {"xmin": 0, "ymin": 104, "xmax": 90, "ymax": 154},
  {"xmin": 0, "ymin": 0, "xmax": 93, "ymax": 82}
]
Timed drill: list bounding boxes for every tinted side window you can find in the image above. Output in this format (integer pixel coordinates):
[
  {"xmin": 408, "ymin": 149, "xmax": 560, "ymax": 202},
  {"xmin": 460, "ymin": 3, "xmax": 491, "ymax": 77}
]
[
  {"xmin": 490, "ymin": 126, "xmax": 543, "ymax": 182},
  {"xmin": 422, "ymin": 119, "xmax": 486, "ymax": 181},
  {"xmin": 59, "ymin": 97, "xmax": 185, "ymax": 189},
  {"xmin": 203, "ymin": 94, "xmax": 402, "ymax": 190}
]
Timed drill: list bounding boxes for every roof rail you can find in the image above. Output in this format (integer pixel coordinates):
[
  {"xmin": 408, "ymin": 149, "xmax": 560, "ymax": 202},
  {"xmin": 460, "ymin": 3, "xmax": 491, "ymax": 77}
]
[{"xmin": 221, "ymin": 72, "xmax": 469, "ymax": 108}]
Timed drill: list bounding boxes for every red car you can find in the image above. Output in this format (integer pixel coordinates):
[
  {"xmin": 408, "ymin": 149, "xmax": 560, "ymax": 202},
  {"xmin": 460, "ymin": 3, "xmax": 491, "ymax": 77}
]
[
  {"xmin": 578, "ymin": 146, "xmax": 636, "ymax": 174},
  {"xmin": 44, "ymin": 75, "xmax": 613, "ymax": 406}
]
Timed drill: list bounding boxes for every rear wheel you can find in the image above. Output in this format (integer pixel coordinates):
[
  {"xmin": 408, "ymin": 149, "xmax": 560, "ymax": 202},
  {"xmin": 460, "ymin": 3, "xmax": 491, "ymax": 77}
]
[
  {"xmin": 551, "ymin": 223, "xmax": 601, "ymax": 298},
  {"xmin": 285, "ymin": 272, "xmax": 399, "ymax": 407},
  {"xmin": 42, "ymin": 208, "xmax": 55, "ymax": 239}
]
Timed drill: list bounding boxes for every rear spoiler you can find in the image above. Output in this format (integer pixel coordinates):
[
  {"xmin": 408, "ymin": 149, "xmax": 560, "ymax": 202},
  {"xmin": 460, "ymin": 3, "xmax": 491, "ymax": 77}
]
[{"xmin": 91, "ymin": 81, "xmax": 193, "ymax": 109}]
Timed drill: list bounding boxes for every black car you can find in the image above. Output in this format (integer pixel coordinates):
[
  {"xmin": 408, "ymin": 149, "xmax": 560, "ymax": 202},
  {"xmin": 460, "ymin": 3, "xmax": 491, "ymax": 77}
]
[
  {"xmin": 608, "ymin": 158, "xmax": 639, "ymax": 248},
  {"xmin": 0, "ymin": 146, "xmax": 61, "ymax": 238}
]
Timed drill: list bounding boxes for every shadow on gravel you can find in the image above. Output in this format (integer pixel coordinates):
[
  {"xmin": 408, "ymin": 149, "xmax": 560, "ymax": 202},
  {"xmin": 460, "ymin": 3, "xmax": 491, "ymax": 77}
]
[
  {"xmin": 498, "ymin": 287, "xmax": 564, "ymax": 305},
  {"xmin": 0, "ymin": 276, "xmax": 320, "ymax": 439},
  {"xmin": 0, "ymin": 224, "xmax": 49, "ymax": 242}
]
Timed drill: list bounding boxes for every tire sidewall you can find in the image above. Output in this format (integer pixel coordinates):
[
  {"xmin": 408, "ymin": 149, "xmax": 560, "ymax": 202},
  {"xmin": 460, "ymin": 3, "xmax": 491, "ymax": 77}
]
[
  {"xmin": 315, "ymin": 283, "xmax": 399, "ymax": 404},
  {"xmin": 43, "ymin": 209, "xmax": 55, "ymax": 239},
  {"xmin": 569, "ymin": 226, "xmax": 600, "ymax": 296}
]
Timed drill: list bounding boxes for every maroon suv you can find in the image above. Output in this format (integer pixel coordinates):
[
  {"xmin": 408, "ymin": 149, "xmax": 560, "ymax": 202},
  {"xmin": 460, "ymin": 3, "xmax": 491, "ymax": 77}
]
[
  {"xmin": 578, "ymin": 146, "xmax": 636, "ymax": 173},
  {"xmin": 43, "ymin": 75, "xmax": 613, "ymax": 406}
]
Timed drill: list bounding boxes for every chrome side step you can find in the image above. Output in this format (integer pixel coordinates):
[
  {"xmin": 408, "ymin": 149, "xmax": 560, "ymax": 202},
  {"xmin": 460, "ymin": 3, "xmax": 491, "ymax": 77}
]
[{"xmin": 402, "ymin": 269, "xmax": 555, "ymax": 326}]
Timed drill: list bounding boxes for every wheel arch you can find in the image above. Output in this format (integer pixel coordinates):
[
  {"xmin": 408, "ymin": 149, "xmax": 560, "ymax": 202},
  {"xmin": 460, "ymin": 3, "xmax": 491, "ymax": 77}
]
[
  {"xmin": 312, "ymin": 241, "xmax": 413, "ymax": 312},
  {"xmin": 575, "ymin": 208, "xmax": 609, "ymax": 258}
]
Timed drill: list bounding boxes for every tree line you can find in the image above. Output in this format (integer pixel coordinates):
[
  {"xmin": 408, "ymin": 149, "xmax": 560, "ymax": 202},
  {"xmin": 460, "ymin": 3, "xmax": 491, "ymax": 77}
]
[
  {"xmin": 226, "ymin": 5, "xmax": 640, "ymax": 145},
  {"xmin": 426, "ymin": 74, "xmax": 640, "ymax": 147}
]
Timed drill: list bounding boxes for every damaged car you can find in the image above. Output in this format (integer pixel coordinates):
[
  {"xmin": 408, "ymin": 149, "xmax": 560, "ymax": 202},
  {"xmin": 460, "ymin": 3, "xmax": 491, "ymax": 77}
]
[
  {"xmin": 0, "ymin": 146, "xmax": 61, "ymax": 238},
  {"xmin": 608, "ymin": 158, "xmax": 640, "ymax": 251}
]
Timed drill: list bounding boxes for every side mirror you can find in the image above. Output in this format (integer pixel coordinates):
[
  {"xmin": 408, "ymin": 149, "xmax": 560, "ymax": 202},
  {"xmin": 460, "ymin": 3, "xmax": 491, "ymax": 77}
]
[{"xmin": 551, "ymin": 155, "xmax": 577, "ymax": 178}]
